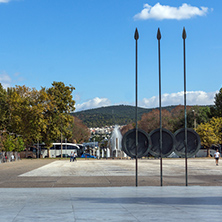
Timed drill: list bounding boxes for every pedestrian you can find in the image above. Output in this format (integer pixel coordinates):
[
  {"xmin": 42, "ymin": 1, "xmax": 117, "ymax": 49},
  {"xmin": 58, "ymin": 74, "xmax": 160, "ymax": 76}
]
[
  {"xmin": 70, "ymin": 151, "xmax": 74, "ymax": 162},
  {"xmin": 11, "ymin": 154, "xmax": 15, "ymax": 161},
  {"xmin": 73, "ymin": 152, "xmax": 77, "ymax": 162},
  {"xmin": 214, "ymin": 149, "xmax": 220, "ymax": 166},
  {"xmin": 4, "ymin": 153, "xmax": 7, "ymax": 163}
]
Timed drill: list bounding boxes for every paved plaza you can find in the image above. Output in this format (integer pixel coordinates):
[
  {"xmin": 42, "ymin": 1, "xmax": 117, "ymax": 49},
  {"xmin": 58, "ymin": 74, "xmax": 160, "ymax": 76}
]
[
  {"xmin": 0, "ymin": 159, "xmax": 222, "ymax": 221},
  {"xmin": 1, "ymin": 158, "xmax": 222, "ymax": 187}
]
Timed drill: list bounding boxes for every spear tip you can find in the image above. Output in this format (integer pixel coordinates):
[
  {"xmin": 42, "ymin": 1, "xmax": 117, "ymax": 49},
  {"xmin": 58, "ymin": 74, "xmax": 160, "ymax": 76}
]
[
  {"xmin": 182, "ymin": 27, "xmax": 187, "ymax": 40},
  {"xmin": 134, "ymin": 28, "xmax": 139, "ymax": 40},
  {"xmin": 157, "ymin": 28, "xmax": 161, "ymax": 40}
]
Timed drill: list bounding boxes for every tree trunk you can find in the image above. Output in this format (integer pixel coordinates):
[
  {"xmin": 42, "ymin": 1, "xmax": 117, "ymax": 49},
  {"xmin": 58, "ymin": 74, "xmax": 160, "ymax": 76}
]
[{"xmin": 207, "ymin": 148, "xmax": 211, "ymax": 157}]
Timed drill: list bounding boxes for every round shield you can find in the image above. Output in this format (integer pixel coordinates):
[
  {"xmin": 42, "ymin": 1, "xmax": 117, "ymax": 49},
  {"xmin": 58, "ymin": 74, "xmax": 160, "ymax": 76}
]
[
  {"xmin": 122, "ymin": 128, "xmax": 151, "ymax": 158},
  {"xmin": 174, "ymin": 128, "xmax": 201, "ymax": 158},
  {"xmin": 149, "ymin": 128, "xmax": 175, "ymax": 158}
]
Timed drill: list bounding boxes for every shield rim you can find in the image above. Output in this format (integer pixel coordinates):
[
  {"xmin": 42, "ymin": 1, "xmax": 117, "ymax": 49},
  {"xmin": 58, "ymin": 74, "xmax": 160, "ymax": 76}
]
[
  {"xmin": 174, "ymin": 128, "xmax": 201, "ymax": 158},
  {"xmin": 149, "ymin": 128, "xmax": 176, "ymax": 158},
  {"xmin": 122, "ymin": 128, "xmax": 151, "ymax": 158}
]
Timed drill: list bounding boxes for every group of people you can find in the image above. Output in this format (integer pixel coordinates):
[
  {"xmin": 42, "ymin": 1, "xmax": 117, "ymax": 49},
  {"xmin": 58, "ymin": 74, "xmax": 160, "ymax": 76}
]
[
  {"xmin": 70, "ymin": 151, "xmax": 77, "ymax": 162},
  {"xmin": 3, "ymin": 153, "xmax": 15, "ymax": 162}
]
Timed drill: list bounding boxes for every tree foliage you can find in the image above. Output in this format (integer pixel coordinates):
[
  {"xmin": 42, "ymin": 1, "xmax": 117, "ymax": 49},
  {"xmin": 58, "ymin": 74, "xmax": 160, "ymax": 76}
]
[
  {"xmin": 0, "ymin": 84, "xmax": 9, "ymax": 130},
  {"xmin": 2, "ymin": 134, "xmax": 15, "ymax": 152},
  {"xmin": 196, "ymin": 117, "xmax": 222, "ymax": 156},
  {"xmin": 138, "ymin": 109, "xmax": 173, "ymax": 133},
  {"xmin": 135, "ymin": 105, "xmax": 210, "ymax": 134},
  {"xmin": 121, "ymin": 123, "xmax": 134, "ymax": 136},
  {"xmin": 0, "ymin": 81, "xmax": 80, "ymax": 152},
  {"xmin": 211, "ymin": 88, "xmax": 222, "ymax": 117},
  {"xmin": 8, "ymin": 85, "xmax": 47, "ymax": 147},
  {"xmin": 70, "ymin": 117, "xmax": 90, "ymax": 143}
]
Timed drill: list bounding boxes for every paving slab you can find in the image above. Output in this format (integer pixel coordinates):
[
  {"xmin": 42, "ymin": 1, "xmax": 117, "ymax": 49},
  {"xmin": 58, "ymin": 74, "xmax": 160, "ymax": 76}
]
[
  {"xmin": 1, "ymin": 158, "xmax": 222, "ymax": 187},
  {"xmin": 0, "ymin": 159, "xmax": 222, "ymax": 221},
  {"xmin": 0, "ymin": 186, "xmax": 222, "ymax": 222},
  {"xmin": 19, "ymin": 158, "xmax": 222, "ymax": 177}
]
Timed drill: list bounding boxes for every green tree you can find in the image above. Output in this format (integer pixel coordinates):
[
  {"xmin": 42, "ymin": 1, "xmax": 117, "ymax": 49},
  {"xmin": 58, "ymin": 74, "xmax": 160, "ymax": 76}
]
[
  {"xmin": 15, "ymin": 137, "xmax": 25, "ymax": 152},
  {"xmin": 0, "ymin": 132, "xmax": 25, "ymax": 152},
  {"xmin": 170, "ymin": 105, "xmax": 196, "ymax": 132},
  {"xmin": 2, "ymin": 134, "xmax": 16, "ymax": 152},
  {"xmin": 187, "ymin": 106, "xmax": 211, "ymax": 129},
  {"xmin": 8, "ymin": 85, "xmax": 47, "ymax": 148},
  {"xmin": 0, "ymin": 81, "xmax": 76, "ymax": 157},
  {"xmin": 211, "ymin": 88, "xmax": 222, "ymax": 117},
  {"xmin": 0, "ymin": 133, "xmax": 5, "ymax": 151},
  {"xmin": 47, "ymin": 81, "xmax": 75, "ymax": 113},
  {"xmin": 42, "ymin": 82, "xmax": 76, "ymax": 149},
  {"xmin": 0, "ymin": 84, "xmax": 9, "ymax": 130},
  {"xmin": 6, "ymin": 82, "xmax": 76, "ymax": 150}
]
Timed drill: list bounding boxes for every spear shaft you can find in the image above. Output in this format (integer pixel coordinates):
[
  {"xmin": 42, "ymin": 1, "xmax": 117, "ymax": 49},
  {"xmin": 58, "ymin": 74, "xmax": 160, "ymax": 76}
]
[
  {"xmin": 134, "ymin": 28, "xmax": 139, "ymax": 187},
  {"xmin": 182, "ymin": 27, "xmax": 188, "ymax": 186}
]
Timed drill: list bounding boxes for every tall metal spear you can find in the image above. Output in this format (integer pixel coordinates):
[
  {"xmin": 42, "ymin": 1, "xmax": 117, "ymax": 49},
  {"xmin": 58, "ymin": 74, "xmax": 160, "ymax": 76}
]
[
  {"xmin": 134, "ymin": 28, "xmax": 139, "ymax": 187},
  {"xmin": 182, "ymin": 27, "xmax": 188, "ymax": 186},
  {"xmin": 157, "ymin": 28, "xmax": 163, "ymax": 186}
]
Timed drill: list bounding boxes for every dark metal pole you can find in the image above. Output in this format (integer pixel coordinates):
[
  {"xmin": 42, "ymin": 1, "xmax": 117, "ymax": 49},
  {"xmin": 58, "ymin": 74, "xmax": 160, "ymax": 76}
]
[
  {"xmin": 182, "ymin": 27, "xmax": 188, "ymax": 186},
  {"xmin": 134, "ymin": 28, "xmax": 139, "ymax": 187},
  {"xmin": 157, "ymin": 28, "xmax": 163, "ymax": 186}
]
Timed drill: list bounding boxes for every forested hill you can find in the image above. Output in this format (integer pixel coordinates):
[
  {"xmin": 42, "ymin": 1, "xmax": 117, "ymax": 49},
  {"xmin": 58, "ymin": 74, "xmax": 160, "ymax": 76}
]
[{"xmin": 71, "ymin": 105, "xmax": 177, "ymax": 128}]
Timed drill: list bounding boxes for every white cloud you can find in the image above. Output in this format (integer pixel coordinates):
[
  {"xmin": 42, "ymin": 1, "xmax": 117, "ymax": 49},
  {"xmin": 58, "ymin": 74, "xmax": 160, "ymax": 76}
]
[
  {"xmin": 140, "ymin": 91, "xmax": 216, "ymax": 108},
  {"xmin": 75, "ymin": 91, "xmax": 216, "ymax": 112},
  {"xmin": 0, "ymin": 72, "xmax": 12, "ymax": 88},
  {"xmin": 75, "ymin": 97, "xmax": 111, "ymax": 112},
  {"xmin": 134, "ymin": 3, "xmax": 209, "ymax": 20}
]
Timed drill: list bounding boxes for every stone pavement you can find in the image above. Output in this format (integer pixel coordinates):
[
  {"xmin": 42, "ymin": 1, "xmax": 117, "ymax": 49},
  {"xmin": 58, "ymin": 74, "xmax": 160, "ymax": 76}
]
[
  {"xmin": 0, "ymin": 158, "xmax": 222, "ymax": 187},
  {"xmin": 0, "ymin": 159, "xmax": 222, "ymax": 221},
  {"xmin": 0, "ymin": 186, "xmax": 222, "ymax": 221}
]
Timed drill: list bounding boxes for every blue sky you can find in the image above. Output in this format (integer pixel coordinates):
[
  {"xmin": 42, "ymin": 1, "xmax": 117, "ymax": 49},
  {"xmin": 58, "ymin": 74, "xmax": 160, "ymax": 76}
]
[{"xmin": 0, "ymin": 0, "xmax": 221, "ymax": 112}]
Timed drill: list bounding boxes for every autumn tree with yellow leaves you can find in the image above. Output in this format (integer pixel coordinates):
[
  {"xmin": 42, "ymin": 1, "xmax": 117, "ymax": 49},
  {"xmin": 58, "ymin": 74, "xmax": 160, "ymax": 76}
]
[{"xmin": 196, "ymin": 117, "xmax": 222, "ymax": 157}]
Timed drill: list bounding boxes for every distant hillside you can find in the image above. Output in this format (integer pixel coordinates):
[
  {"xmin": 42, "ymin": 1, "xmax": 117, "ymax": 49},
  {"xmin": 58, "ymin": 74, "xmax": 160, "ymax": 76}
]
[{"xmin": 71, "ymin": 105, "xmax": 177, "ymax": 128}]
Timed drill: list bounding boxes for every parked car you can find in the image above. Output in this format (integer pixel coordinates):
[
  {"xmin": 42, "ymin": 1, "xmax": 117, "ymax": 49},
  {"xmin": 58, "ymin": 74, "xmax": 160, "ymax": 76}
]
[
  {"xmin": 80, "ymin": 153, "xmax": 96, "ymax": 159},
  {"xmin": 20, "ymin": 147, "xmax": 37, "ymax": 159}
]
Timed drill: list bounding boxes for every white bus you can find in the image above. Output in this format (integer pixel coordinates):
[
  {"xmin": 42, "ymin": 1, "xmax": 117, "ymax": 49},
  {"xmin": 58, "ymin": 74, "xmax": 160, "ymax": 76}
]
[{"xmin": 42, "ymin": 143, "xmax": 83, "ymax": 158}]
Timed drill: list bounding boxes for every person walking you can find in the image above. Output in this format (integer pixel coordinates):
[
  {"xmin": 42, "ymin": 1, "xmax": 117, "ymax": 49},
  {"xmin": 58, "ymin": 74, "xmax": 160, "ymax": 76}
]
[
  {"xmin": 4, "ymin": 153, "xmax": 7, "ymax": 163},
  {"xmin": 214, "ymin": 149, "xmax": 221, "ymax": 166},
  {"xmin": 70, "ymin": 151, "xmax": 74, "ymax": 162},
  {"xmin": 73, "ymin": 152, "xmax": 77, "ymax": 162}
]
